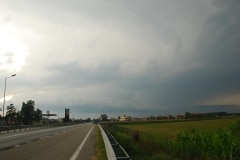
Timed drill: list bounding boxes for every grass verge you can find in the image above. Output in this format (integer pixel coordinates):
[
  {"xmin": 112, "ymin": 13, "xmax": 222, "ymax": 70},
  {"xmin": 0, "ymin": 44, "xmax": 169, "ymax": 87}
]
[{"xmin": 92, "ymin": 125, "xmax": 107, "ymax": 160}]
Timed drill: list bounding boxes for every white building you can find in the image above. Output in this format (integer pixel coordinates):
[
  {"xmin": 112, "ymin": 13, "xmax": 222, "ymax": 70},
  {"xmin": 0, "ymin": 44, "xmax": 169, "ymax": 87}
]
[{"xmin": 119, "ymin": 115, "xmax": 131, "ymax": 122}]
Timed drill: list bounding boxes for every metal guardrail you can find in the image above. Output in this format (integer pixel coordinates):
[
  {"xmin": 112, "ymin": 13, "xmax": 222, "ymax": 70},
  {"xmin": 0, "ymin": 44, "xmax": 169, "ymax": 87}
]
[
  {"xmin": 98, "ymin": 124, "xmax": 131, "ymax": 160},
  {"xmin": 0, "ymin": 123, "xmax": 76, "ymax": 134},
  {"xmin": 0, "ymin": 124, "xmax": 52, "ymax": 134}
]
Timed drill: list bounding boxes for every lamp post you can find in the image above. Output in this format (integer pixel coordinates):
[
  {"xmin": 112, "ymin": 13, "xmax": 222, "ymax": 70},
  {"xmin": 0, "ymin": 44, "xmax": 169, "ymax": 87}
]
[{"xmin": 2, "ymin": 74, "xmax": 16, "ymax": 117}]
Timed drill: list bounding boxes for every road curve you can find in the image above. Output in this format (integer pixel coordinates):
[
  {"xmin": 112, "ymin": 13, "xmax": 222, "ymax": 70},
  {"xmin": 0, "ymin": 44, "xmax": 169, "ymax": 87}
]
[{"xmin": 0, "ymin": 124, "xmax": 96, "ymax": 160}]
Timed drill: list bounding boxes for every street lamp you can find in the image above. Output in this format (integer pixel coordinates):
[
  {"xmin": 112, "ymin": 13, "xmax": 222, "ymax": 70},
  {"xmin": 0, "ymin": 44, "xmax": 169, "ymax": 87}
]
[{"xmin": 2, "ymin": 74, "xmax": 16, "ymax": 117}]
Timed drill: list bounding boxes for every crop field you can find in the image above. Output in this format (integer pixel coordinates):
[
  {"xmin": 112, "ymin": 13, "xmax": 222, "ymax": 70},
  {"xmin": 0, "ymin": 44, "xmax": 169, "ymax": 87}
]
[
  {"xmin": 122, "ymin": 118, "xmax": 240, "ymax": 139},
  {"xmin": 101, "ymin": 117, "xmax": 240, "ymax": 160}
]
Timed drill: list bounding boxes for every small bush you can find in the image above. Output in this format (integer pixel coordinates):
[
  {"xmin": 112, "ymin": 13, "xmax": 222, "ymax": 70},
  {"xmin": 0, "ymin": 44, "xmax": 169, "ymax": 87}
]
[{"xmin": 132, "ymin": 130, "xmax": 140, "ymax": 142}]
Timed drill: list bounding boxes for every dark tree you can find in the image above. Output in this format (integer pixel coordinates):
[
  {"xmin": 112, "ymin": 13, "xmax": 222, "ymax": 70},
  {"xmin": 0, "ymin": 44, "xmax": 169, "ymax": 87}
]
[
  {"xmin": 34, "ymin": 108, "xmax": 42, "ymax": 123},
  {"xmin": 86, "ymin": 117, "xmax": 91, "ymax": 122},
  {"xmin": 16, "ymin": 111, "xmax": 23, "ymax": 125},
  {"xmin": 21, "ymin": 100, "xmax": 35, "ymax": 125},
  {"xmin": 100, "ymin": 114, "xmax": 108, "ymax": 121},
  {"xmin": 185, "ymin": 112, "xmax": 191, "ymax": 119},
  {"xmin": 5, "ymin": 104, "xmax": 17, "ymax": 125}
]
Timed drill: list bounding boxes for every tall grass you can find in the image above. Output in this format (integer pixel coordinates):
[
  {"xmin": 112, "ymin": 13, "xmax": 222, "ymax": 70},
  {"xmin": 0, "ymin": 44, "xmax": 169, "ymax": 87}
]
[
  {"xmin": 172, "ymin": 128, "xmax": 240, "ymax": 160},
  {"xmin": 174, "ymin": 120, "xmax": 240, "ymax": 160},
  {"xmin": 102, "ymin": 123, "xmax": 172, "ymax": 159},
  {"xmin": 101, "ymin": 119, "xmax": 240, "ymax": 160}
]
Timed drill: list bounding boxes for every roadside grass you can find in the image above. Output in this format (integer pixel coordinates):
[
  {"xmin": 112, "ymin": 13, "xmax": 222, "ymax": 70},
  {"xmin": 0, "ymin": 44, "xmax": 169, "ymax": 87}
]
[
  {"xmin": 101, "ymin": 117, "xmax": 240, "ymax": 160},
  {"xmin": 92, "ymin": 125, "xmax": 107, "ymax": 160}
]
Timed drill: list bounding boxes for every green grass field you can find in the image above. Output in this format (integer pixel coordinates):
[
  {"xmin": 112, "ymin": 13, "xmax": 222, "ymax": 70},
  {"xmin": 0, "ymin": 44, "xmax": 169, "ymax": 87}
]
[
  {"xmin": 122, "ymin": 118, "xmax": 240, "ymax": 139},
  {"xmin": 102, "ymin": 117, "xmax": 240, "ymax": 160}
]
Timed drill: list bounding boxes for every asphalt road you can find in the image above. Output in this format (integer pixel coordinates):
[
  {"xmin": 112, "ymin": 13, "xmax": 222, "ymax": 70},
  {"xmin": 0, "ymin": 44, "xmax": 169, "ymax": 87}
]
[{"xmin": 0, "ymin": 124, "xmax": 96, "ymax": 160}]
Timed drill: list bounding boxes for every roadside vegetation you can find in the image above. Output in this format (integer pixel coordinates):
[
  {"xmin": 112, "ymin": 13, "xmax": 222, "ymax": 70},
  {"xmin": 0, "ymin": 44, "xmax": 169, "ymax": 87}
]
[
  {"xmin": 101, "ymin": 117, "xmax": 240, "ymax": 160},
  {"xmin": 92, "ymin": 126, "xmax": 107, "ymax": 160},
  {"xmin": 1, "ymin": 100, "xmax": 42, "ymax": 125}
]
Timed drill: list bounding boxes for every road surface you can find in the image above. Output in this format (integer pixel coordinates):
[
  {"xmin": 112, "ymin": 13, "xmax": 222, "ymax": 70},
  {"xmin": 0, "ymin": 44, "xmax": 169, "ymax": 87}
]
[{"xmin": 0, "ymin": 124, "xmax": 96, "ymax": 160}]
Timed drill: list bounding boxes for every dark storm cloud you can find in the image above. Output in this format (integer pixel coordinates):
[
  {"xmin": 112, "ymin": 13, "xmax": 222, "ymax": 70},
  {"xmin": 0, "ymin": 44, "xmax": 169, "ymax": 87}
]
[
  {"xmin": 107, "ymin": 0, "xmax": 240, "ymax": 114},
  {"xmin": 43, "ymin": 60, "xmax": 122, "ymax": 87},
  {"xmin": 1, "ymin": 0, "xmax": 240, "ymax": 118},
  {"xmin": 146, "ymin": 0, "xmax": 240, "ymax": 112}
]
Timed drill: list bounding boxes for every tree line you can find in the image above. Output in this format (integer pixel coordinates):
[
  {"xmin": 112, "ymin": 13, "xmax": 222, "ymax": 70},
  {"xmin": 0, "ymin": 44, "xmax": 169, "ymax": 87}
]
[{"xmin": 1, "ymin": 100, "xmax": 42, "ymax": 125}]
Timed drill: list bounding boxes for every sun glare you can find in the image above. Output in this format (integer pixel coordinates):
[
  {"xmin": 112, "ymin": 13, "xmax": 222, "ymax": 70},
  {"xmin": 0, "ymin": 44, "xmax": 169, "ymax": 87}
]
[{"xmin": 0, "ymin": 24, "xmax": 29, "ymax": 72}]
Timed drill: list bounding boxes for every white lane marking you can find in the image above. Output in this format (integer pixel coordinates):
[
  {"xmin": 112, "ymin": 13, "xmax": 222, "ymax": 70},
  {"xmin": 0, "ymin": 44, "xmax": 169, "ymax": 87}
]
[{"xmin": 69, "ymin": 125, "xmax": 94, "ymax": 160}]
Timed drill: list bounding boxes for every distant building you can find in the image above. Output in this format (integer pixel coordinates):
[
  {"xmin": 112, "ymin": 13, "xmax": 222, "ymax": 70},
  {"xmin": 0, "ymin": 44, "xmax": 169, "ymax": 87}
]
[
  {"xmin": 110, "ymin": 117, "xmax": 118, "ymax": 122},
  {"xmin": 131, "ymin": 117, "xmax": 142, "ymax": 121},
  {"xmin": 175, "ymin": 114, "xmax": 184, "ymax": 119},
  {"xmin": 187, "ymin": 112, "xmax": 227, "ymax": 119},
  {"xmin": 119, "ymin": 115, "xmax": 131, "ymax": 122}
]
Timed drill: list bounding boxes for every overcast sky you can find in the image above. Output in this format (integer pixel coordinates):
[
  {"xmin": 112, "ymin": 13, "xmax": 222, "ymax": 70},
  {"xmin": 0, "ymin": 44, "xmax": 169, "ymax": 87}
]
[{"xmin": 0, "ymin": 0, "xmax": 240, "ymax": 119}]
